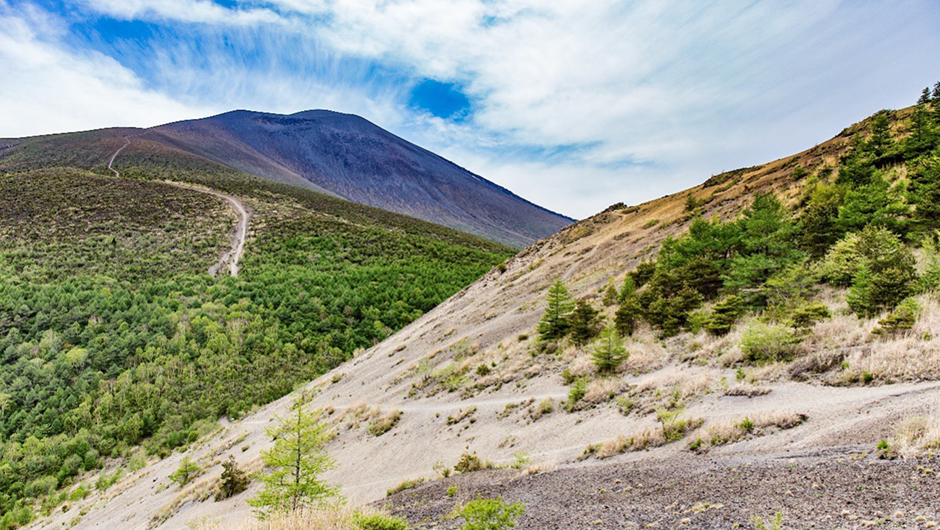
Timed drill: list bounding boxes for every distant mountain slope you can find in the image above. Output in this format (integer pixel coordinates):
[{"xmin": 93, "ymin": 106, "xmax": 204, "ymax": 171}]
[{"xmin": 150, "ymin": 110, "xmax": 573, "ymax": 247}]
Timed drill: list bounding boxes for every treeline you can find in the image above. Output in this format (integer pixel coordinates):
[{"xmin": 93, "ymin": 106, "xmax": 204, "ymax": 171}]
[
  {"xmin": 0, "ymin": 171, "xmax": 511, "ymax": 527},
  {"xmin": 539, "ymin": 84, "xmax": 940, "ymax": 360}
]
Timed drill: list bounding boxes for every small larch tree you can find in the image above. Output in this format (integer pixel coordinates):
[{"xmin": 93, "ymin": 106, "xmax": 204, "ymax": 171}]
[
  {"xmin": 249, "ymin": 395, "xmax": 340, "ymax": 517},
  {"xmin": 592, "ymin": 323, "xmax": 628, "ymax": 373},
  {"xmin": 537, "ymin": 280, "xmax": 574, "ymax": 340}
]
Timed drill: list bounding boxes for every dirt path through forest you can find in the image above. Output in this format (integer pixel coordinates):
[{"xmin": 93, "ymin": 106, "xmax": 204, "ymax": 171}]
[{"xmin": 107, "ymin": 137, "xmax": 250, "ymax": 276}]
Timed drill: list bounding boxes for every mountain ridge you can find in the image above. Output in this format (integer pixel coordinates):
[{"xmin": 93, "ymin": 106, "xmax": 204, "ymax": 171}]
[{"xmin": 148, "ymin": 109, "xmax": 573, "ymax": 247}]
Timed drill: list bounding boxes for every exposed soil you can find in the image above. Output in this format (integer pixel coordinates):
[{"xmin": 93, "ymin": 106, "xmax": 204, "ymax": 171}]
[{"xmin": 382, "ymin": 450, "xmax": 940, "ymax": 529}]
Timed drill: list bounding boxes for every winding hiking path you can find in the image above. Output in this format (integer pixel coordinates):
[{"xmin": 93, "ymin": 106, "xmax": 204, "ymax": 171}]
[{"xmin": 107, "ymin": 137, "xmax": 250, "ymax": 277}]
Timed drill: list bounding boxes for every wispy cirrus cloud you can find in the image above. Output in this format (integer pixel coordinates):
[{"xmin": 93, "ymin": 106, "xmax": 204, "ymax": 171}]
[{"xmin": 2, "ymin": 0, "xmax": 939, "ymax": 217}]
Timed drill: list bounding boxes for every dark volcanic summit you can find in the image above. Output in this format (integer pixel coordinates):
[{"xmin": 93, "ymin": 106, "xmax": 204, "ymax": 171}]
[{"xmin": 150, "ymin": 110, "xmax": 572, "ymax": 247}]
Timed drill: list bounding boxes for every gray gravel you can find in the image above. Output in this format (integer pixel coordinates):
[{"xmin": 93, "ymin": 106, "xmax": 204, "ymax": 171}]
[{"xmin": 379, "ymin": 449, "xmax": 940, "ymax": 529}]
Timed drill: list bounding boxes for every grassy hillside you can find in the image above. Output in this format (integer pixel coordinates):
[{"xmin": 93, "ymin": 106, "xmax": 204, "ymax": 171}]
[{"xmin": 0, "ymin": 142, "xmax": 513, "ymax": 528}]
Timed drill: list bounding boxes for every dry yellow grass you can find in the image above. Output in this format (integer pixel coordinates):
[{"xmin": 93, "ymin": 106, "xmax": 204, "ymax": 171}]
[
  {"xmin": 890, "ymin": 415, "xmax": 940, "ymax": 459},
  {"xmin": 688, "ymin": 411, "xmax": 807, "ymax": 451},
  {"xmin": 195, "ymin": 506, "xmax": 389, "ymax": 530}
]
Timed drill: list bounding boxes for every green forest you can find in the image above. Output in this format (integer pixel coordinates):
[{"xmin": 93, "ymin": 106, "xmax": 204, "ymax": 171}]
[
  {"xmin": 543, "ymin": 85, "xmax": 940, "ymax": 359},
  {"xmin": 0, "ymin": 155, "xmax": 512, "ymax": 527}
]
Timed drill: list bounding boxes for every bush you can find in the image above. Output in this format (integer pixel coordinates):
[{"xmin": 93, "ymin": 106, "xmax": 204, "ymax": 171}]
[
  {"xmin": 215, "ymin": 455, "xmax": 249, "ymax": 501},
  {"xmin": 386, "ymin": 477, "xmax": 425, "ymax": 496},
  {"xmin": 819, "ymin": 233, "xmax": 862, "ymax": 286},
  {"xmin": 872, "ymin": 298, "xmax": 921, "ymax": 337},
  {"xmin": 169, "ymin": 456, "xmax": 200, "ymax": 487},
  {"xmin": 704, "ymin": 295, "xmax": 746, "ymax": 336},
  {"xmin": 565, "ymin": 379, "xmax": 587, "ymax": 411},
  {"xmin": 740, "ymin": 322, "xmax": 802, "ymax": 364},
  {"xmin": 368, "ymin": 410, "xmax": 402, "ymax": 436},
  {"xmin": 788, "ymin": 302, "xmax": 831, "ymax": 329},
  {"xmin": 457, "ymin": 496, "xmax": 525, "ymax": 530},
  {"xmin": 454, "ymin": 453, "xmax": 487, "ymax": 474},
  {"xmin": 354, "ymin": 512, "xmax": 409, "ymax": 530}
]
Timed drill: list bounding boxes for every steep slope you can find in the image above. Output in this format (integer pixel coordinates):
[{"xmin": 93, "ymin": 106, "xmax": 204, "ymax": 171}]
[
  {"xmin": 150, "ymin": 110, "xmax": 572, "ymax": 247},
  {"xmin": 35, "ymin": 103, "xmax": 940, "ymax": 529}
]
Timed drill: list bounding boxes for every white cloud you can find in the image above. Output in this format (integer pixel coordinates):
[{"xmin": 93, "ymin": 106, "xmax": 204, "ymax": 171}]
[
  {"xmin": 0, "ymin": 4, "xmax": 211, "ymax": 137},
  {"xmin": 79, "ymin": 0, "xmax": 281, "ymax": 25}
]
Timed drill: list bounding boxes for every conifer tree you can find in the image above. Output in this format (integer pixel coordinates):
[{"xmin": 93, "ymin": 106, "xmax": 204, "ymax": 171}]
[
  {"xmin": 569, "ymin": 299, "xmax": 600, "ymax": 346},
  {"xmin": 601, "ymin": 280, "xmax": 619, "ymax": 306},
  {"xmin": 537, "ymin": 280, "xmax": 574, "ymax": 340},
  {"xmin": 216, "ymin": 456, "xmax": 250, "ymax": 501},
  {"xmin": 592, "ymin": 323, "xmax": 628, "ymax": 373},
  {"xmin": 249, "ymin": 396, "xmax": 339, "ymax": 516},
  {"xmin": 919, "ymin": 87, "xmax": 931, "ymax": 105}
]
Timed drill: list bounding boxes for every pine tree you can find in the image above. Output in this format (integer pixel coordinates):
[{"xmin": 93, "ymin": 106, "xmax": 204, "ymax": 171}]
[
  {"xmin": 216, "ymin": 455, "xmax": 250, "ymax": 501},
  {"xmin": 592, "ymin": 323, "xmax": 628, "ymax": 373},
  {"xmin": 568, "ymin": 299, "xmax": 600, "ymax": 346},
  {"xmin": 601, "ymin": 280, "xmax": 619, "ymax": 306},
  {"xmin": 919, "ymin": 87, "xmax": 932, "ymax": 105},
  {"xmin": 933, "ymin": 81, "xmax": 940, "ymax": 101},
  {"xmin": 249, "ymin": 396, "xmax": 339, "ymax": 516},
  {"xmin": 615, "ymin": 279, "xmax": 640, "ymax": 337},
  {"xmin": 537, "ymin": 280, "xmax": 574, "ymax": 340}
]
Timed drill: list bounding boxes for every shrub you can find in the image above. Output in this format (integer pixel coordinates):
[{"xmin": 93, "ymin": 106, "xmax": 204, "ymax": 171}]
[
  {"xmin": 354, "ymin": 512, "xmax": 409, "ymax": 530},
  {"xmin": 872, "ymin": 297, "xmax": 921, "ymax": 337},
  {"xmin": 615, "ymin": 396, "xmax": 634, "ymax": 415},
  {"xmin": 215, "ymin": 456, "xmax": 249, "ymax": 501},
  {"xmin": 704, "ymin": 295, "xmax": 746, "ymax": 336},
  {"xmin": 819, "ymin": 233, "xmax": 862, "ymax": 286},
  {"xmin": 457, "ymin": 496, "xmax": 525, "ymax": 530},
  {"xmin": 170, "ymin": 456, "xmax": 200, "ymax": 487},
  {"xmin": 788, "ymin": 302, "xmax": 831, "ymax": 329},
  {"xmin": 740, "ymin": 322, "xmax": 802, "ymax": 364},
  {"xmin": 565, "ymin": 379, "xmax": 587, "ymax": 411},
  {"xmin": 454, "ymin": 453, "xmax": 487, "ymax": 474}
]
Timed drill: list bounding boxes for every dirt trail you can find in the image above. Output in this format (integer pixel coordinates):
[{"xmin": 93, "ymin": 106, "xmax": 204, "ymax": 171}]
[{"xmin": 107, "ymin": 137, "xmax": 250, "ymax": 277}]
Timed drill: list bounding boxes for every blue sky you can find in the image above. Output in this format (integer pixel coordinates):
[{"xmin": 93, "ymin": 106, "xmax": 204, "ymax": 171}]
[{"xmin": 1, "ymin": 1, "xmax": 939, "ymax": 218}]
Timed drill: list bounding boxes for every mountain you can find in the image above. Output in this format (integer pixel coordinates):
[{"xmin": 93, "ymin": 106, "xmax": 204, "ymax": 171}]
[
  {"xmin": 26, "ymin": 100, "xmax": 940, "ymax": 530},
  {"xmin": 148, "ymin": 110, "xmax": 572, "ymax": 247}
]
